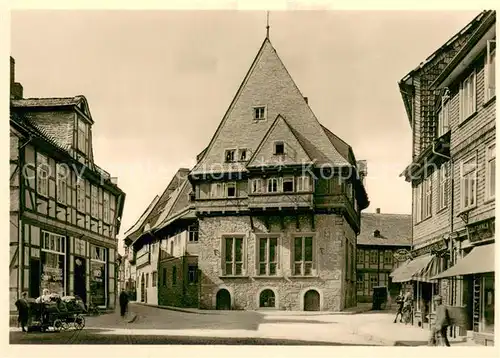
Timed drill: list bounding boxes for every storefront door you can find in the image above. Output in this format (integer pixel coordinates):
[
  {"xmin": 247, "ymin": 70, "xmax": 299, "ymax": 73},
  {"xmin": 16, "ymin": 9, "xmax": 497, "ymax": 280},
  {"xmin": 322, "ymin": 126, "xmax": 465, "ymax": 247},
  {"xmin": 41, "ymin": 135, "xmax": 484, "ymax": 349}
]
[
  {"xmin": 29, "ymin": 258, "xmax": 40, "ymax": 298},
  {"xmin": 74, "ymin": 256, "xmax": 87, "ymax": 303}
]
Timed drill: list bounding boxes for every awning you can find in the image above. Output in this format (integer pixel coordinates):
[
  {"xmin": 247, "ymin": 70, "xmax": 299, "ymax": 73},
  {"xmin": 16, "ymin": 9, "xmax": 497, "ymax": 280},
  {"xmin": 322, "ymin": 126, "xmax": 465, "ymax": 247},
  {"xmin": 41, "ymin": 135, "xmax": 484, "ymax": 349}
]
[
  {"xmin": 390, "ymin": 254, "xmax": 437, "ymax": 283},
  {"xmin": 431, "ymin": 243, "xmax": 495, "ymax": 280}
]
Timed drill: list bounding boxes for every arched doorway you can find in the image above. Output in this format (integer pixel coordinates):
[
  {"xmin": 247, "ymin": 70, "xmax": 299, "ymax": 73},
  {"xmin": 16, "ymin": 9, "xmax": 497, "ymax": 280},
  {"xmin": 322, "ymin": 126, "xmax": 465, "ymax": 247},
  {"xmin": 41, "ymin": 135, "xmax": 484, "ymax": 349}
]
[
  {"xmin": 140, "ymin": 273, "xmax": 145, "ymax": 302},
  {"xmin": 304, "ymin": 290, "xmax": 320, "ymax": 311},
  {"xmin": 259, "ymin": 289, "xmax": 276, "ymax": 308},
  {"xmin": 216, "ymin": 289, "xmax": 231, "ymax": 310}
]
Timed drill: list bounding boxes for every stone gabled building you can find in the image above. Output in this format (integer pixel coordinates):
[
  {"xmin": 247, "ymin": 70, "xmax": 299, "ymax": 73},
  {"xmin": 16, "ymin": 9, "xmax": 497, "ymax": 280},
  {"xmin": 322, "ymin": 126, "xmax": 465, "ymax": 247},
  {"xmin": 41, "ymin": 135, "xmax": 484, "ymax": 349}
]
[{"xmin": 188, "ymin": 33, "xmax": 369, "ymax": 311}]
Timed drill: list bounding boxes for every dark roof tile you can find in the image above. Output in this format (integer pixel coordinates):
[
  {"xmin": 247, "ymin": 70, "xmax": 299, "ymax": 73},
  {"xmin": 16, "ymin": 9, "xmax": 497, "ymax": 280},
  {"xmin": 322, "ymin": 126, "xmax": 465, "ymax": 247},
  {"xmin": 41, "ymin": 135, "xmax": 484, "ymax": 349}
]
[{"xmin": 358, "ymin": 212, "xmax": 412, "ymax": 247}]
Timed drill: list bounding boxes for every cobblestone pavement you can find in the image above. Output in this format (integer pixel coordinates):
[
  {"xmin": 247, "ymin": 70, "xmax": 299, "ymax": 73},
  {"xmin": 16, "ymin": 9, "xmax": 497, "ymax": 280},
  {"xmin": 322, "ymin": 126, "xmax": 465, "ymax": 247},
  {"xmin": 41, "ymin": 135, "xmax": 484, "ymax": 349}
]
[{"xmin": 7, "ymin": 304, "xmax": 490, "ymax": 347}]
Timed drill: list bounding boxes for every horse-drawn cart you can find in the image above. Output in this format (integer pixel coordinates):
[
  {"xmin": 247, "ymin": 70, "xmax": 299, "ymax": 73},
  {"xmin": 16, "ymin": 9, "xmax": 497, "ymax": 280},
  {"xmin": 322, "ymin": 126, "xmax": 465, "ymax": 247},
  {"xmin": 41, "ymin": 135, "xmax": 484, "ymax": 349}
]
[{"xmin": 27, "ymin": 295, "xmax": 86, "ymax": 332}]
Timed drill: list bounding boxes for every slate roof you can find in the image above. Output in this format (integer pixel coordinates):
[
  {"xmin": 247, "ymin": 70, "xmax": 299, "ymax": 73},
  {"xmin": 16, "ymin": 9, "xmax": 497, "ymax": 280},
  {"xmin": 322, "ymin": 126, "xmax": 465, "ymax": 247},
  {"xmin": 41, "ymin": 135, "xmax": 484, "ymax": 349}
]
[
  {"xmin": 191, "ymin": 37, "xmax": 351, "ymax": 176},
  {"xmin": 23, "ymin": 111, "xmax": 74, "ymax": 151},
  {"xmin": 358, "ymin": 212, "xmax": 412, "ymax": 247},
  {"xmin": 123, "ymin": 195, "xmax": 160, "ymax": 238},
  {"xmin": 152, "ymin": 179, "xmax": 191, "ymax": 231},
  {"xmin": 11, "ymin": 96, "xmax": 82, "ymax": 108}
]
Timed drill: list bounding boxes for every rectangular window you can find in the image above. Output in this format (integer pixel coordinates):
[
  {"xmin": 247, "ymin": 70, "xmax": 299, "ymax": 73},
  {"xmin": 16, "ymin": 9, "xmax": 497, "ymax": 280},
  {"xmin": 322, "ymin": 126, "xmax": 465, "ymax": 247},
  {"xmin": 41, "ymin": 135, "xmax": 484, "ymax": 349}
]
[
  {"xmin": 162, "ymin": 267, "xmax": 167, "ymax": 286},
  {"xmin": 437, "ymin": 165, "xmax": 449, "ymax": 211},
  {"xmin": 460, "ymin": 70, "xmax": 477, "ymax": 122},
  {"xmin": 253, "ymin": 106, "xmax": 266, "ymax": 120},
  {"xmin": 357, "ymin": 249, "xmax": 364, "ymax": 264},
  {"xmin": 258, "ymin": 237, "xmax": 278, "ymax": 276},
  {"xmin": 415, "ymin": 183, "xmax": 422, "ymax": 223},
  {"xmin": 91, "ymin": 245, "xmax": 106, "ymax": 262},
  {"xmin": 293, "ymin": 236, "xmax": 314, "ymax": 276},
  {"xmin": 282, "ymin": 177, "xmax": 294, "ymax": 193},
  {"xmin": 41, "ymin": 231, "xmax": 65, "ymax": 254},
  {"xmin": 486, "ymin": 143, "xmax": 496, "ymax": 200},
  {"xmin": 77, "ymin": 118, "xmax": 88, "ymax": 154},
  {"xmin": 172, "ymin": 266, "xmax": 177, "ymax": 285},
  {"xmin": 91, "ymin": 185, "xmax": 98, "ymax": 218},
  {"xmin": 188, "ymin": 265, "xmax": 198, "ymax": 284},
  {"xmin": 422, "ymin": 176, "xmax": 432, "ymax": 219},
  {"xmin": 76, "ymin": 179, "xmax": 86, "ymax": 212},
  {"xmin": 211, "ymin": 182, "xmax": 224, "ymax": 198},
  {"xmin": 437, "ymin": 100, "xmax": 450, "ymax": 137},
  {"xmin": 485, "ymin": 40, "xmax": 496, "ymax": 102},
  {"xmin": 369, "ymin": 273, "xmax": 378, "ymax": 291},
  {"xmin": 152, "ymin": 271, "xmax": 157, "ymax": 287},
  {"xmin": 103, "ymin": 191, "xmax": 110, "ymax": 223},
  {"xmin": 356, "ymin": 273, "xmax": 364, "ymax": 292},
  {"xmin": 56, "ymin": 164, "xmax": 67, "ymax": 204},
  {"xmin": 369, "ymin": 250, "xmax": 378, "ymax": 265},
  {"xmin": 224, "ymin": 149, "xmax": 236, "ymax": 163},
  {"xmin": 274, "ymin": 141, "xmax": 284, "ymax": 155},
  {"xmin": 461, "ymin": 156, "xmax": 477, "ymax": 210},
  {"xmin": 250, "ymin": 178, "xmax": 263, "ymax": 194},
  {"xmin": 383, "ymin": 250, "xmax": 393, "ymax": 265},
  {"xmin": 226, "ymin": 182, "xmax": 236, "ymax": 197},
  {"xmin": 296, "ymin": 175, "xmax": 311, "ymax": 192},
  {"xmin": 188, "ymin": 225, "xmax": 199, "ymax": 242},
  {"xmin": 239, "ymin": 149, "xmax": 247, "ymax": 161},
  {"xmin": 223, "ymin": 237, "xmax": 244, "ymax": 276},
  {"xmin": 37, "ymin": 153, "xmax": 49, "ymax": 197},
  {"xmin": 267, "ymin": 178, "xmax": 278, "ymax": 193}
]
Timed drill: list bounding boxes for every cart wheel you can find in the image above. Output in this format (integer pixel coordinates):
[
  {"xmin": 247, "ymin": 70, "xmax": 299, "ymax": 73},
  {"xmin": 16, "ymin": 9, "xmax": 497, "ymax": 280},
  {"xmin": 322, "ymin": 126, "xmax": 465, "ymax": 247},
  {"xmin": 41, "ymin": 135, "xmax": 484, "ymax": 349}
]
[
  {"xmin": 74, "ymin": 314, "xmax": 85, "ymax": 330},
  {"xmin": 53, "ymin": 319, "xmax": 63, "ymax": 332}
]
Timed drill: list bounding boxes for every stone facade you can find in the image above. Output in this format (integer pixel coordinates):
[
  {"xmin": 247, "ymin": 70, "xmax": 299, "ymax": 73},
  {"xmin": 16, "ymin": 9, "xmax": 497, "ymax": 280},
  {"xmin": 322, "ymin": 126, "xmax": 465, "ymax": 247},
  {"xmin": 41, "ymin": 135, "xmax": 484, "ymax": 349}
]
[
  {"xmin": 198, "ymin": 213, "xmax": 355, "ymax": 311},
  {"xmin": 158, "ymin": 255, "xmax": 199, "ymax": 308}
]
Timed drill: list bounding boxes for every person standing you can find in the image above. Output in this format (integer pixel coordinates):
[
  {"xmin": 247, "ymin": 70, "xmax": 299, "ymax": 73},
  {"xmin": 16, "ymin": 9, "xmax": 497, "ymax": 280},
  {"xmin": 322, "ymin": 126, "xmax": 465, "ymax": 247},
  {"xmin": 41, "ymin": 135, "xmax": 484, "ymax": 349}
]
[
  {"xmin": 119, "ymin": 288, "xmax": 129, "ymax": 317},
  {"xmin": 429, "ymin": 295, "xmax": 451, "ymax": 346},
  {"xmin": 393, "ymin": 291, "xmax": 404, "ymax": 323},
  {"xmin": 15, "ymin": 292, "xmax": 29, "ymax": 332}
]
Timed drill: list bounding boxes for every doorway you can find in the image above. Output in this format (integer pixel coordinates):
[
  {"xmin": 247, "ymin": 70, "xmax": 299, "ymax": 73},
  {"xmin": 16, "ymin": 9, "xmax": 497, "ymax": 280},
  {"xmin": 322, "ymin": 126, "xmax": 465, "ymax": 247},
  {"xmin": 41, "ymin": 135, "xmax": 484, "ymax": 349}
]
[
  {"xmin": 29, "ymin": 258, "xmax": 40, "ymax": 299},
  {"xmin": 74, "ymin": 256, "xmax": 87, "ymax": 303},
  {"xmin": 216, "ymin": 289, "xmax": 231, "ymax": 310},
  {"xmin": 304, "ymin": 289, "xmax": 320, "ymax": 311},
  {"xmin": 140, "ymin": 273, "xmax": 145, "ymax": 302},
  {"xmin": 259, "ymin": 289, "xmax": 276, "ymax": 308}
]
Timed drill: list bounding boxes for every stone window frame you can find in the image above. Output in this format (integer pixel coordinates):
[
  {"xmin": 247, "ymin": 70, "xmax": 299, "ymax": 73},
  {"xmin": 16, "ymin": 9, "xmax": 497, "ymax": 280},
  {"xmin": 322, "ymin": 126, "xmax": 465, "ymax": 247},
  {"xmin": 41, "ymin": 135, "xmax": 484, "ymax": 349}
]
[
  {"xmin": 220, "ymin": 234, "xmax": 247, "ymax": 277},
  {"xmin": 255, "ymin": 234, "xmax": 282, "ymax": 277},
  {"xmin": 291, "ymin": 233, "xmax": 317, "ymax": 277}
]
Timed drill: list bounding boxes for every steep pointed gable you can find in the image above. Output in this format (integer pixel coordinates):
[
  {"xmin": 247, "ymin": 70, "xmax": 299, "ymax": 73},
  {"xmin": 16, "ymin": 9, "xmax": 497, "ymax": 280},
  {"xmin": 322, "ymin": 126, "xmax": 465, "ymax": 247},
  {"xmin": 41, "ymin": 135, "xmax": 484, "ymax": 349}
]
[
  {"xmin": 191, "ymin": 37, "xmax": 349, "ymax": 176},
  {"xmin": 247, "ymin": 114, "xmax": 313, "ymax": 167}
]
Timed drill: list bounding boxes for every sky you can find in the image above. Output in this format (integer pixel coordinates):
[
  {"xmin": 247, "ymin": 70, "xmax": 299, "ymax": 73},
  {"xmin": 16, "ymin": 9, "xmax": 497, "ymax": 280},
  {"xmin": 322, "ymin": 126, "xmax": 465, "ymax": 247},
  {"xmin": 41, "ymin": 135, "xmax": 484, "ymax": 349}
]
[{"xmin": 10, "ymin": 10, "xmax": 480, "ymax": 253}]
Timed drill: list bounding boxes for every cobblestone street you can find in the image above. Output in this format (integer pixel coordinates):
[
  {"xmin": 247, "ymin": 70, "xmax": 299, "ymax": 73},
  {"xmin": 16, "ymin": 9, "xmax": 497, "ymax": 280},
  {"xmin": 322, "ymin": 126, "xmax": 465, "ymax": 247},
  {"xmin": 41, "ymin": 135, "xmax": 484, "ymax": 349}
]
[{"xmin": 9, "ymin": 303, "xmax": 487, "ymax": 346}]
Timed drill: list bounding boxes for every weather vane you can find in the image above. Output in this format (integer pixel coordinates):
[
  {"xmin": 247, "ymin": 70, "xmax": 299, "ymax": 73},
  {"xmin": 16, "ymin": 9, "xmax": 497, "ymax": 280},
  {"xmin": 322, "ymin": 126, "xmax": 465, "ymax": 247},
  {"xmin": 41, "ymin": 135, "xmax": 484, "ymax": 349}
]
[{"xmin": 266, "ymin": 11, "xmax": 270, "ymax": 38}]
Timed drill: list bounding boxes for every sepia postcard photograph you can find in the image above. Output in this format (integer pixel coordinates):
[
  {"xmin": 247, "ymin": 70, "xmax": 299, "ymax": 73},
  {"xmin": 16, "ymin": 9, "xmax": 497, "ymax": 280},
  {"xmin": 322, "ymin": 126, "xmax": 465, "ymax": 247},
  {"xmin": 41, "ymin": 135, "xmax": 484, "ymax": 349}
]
[{"xmin": 3, "ymin": 1, "xmax": 498, "ymax": 355}]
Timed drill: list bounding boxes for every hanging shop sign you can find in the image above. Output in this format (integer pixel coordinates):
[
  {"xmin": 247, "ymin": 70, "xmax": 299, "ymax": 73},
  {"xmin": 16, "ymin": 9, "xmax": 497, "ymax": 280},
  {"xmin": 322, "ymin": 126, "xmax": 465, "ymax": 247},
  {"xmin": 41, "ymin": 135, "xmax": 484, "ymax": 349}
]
[
  {"xmin": 467, "ymin": 218, "xmax": 495, "ymax": 243},
  {"xmin": 393, "ymin": 249, "xmax": 410, "ymax": 262}
]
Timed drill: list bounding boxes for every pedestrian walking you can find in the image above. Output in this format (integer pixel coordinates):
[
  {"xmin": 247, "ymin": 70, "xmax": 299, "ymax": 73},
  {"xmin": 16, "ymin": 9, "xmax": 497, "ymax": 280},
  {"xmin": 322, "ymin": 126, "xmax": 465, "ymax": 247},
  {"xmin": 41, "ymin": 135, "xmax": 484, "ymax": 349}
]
[
  {"xmin": 393, "ymin": 290, "xmax": 404, "ymax": 323},
  {"xmin": 15, "ymin": 292, "xmax": 29, "ymax": 332},
  {"xmin": 428, "ymin": 295, "xmax": 451, "ymax": 346},
  {"xmin": 119, "ymin": 288, "xmax": 129, "ymax": 317}
]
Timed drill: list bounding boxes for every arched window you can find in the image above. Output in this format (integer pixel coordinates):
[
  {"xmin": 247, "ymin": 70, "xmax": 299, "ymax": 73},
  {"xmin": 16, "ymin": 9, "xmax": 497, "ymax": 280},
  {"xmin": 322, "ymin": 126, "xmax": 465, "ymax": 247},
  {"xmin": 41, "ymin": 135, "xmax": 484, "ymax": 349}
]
[{"xmin": 259, "ymin": 289, "xmax": 276, "ymax": 308}]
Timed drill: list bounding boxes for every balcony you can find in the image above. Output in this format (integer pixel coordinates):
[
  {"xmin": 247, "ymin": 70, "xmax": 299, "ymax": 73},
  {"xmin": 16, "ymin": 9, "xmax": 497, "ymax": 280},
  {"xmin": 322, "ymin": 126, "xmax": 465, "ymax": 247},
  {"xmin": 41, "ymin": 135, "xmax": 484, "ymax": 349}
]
[
  {"xmin": 136, "ymin": 252, "xmax": 150, "ymax": 268},
  {"xmin": 248, "ymin": 192, "xmax": 313, "ymax": 211},
  {"xmin": 314, "ymin": 193, "xmax": 359, "ymax": 227},
  {"xmin": 196, "ymin": 197, "xmax": 249, "ymax": 214}
]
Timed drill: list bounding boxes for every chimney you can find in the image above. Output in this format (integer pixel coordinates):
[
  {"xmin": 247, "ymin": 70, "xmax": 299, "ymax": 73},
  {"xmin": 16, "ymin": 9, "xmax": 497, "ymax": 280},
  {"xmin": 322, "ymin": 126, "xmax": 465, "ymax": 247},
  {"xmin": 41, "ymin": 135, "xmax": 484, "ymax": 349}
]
[
  {"xmin": 110, "ymin": 177, "xmax": 118, "ymax": 185},
  {"xmin": 10, "ymin": 57, "xmax": 23, "ymax": 100},
  {"xmin": 376, "ymin": 208, "xmax": 381, "ymax": 214},
  {"xmin": 304, "ymin": 97, "xmax": 308, "ymax": 104}
]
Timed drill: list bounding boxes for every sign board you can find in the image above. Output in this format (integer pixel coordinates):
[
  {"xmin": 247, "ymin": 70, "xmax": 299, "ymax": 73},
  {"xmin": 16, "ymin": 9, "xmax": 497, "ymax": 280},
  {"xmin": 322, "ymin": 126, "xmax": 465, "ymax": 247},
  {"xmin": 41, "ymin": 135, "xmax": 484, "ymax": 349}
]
[
  {"xmin": 393, "ymin": 249, "xmax": 410, "ymax": 262},
  {"xmin": 468, "ymin": 219, "xmax": 495, "ymax": 243}
]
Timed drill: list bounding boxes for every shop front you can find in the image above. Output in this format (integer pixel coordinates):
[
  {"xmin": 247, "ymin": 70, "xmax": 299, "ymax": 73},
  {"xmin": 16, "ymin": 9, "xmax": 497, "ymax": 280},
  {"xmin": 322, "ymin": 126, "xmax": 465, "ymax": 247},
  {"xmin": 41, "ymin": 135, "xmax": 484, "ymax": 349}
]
[
  {"xmin": 90, "ymin": 245, "xmax": 107, "ymax": 308},
  {"xmin": 390, "ymin": 249, "xmax": 444, "ymax": 330},
  {"xmin": 432, "ymin": 242, "xmax": 495, "ymax": 345},
  {"xmin": 40, "ymin": 230, "xmax": 66, "ymax": 296}
]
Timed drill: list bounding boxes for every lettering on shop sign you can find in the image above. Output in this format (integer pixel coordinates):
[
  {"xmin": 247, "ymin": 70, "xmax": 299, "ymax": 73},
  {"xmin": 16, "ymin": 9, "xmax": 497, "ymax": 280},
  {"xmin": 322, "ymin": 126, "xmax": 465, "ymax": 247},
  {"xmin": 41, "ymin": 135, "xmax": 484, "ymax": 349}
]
[
  {"xmin": 411, "ymin": 239, "xmax": 447, "ymax": 258},
  {"xmin": 467, "ymin": 219, "xmax": 495, "ymax": 243}
]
